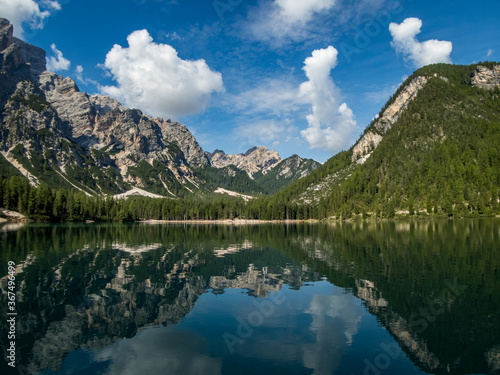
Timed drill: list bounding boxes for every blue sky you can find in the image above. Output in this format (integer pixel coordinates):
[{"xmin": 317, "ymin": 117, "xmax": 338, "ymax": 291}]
[{"xmin": 2, "ymin": 0, "xmax": 499, "ymax": 162}]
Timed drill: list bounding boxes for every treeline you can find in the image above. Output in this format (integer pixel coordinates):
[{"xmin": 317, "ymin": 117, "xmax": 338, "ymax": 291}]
[
  {"xmin": 1, "ymin": 174, "xmax": 498, "ymax": 223},
  {"xmin": 0, "ymin": 175, "xmax": 318, "ymax": 221}
]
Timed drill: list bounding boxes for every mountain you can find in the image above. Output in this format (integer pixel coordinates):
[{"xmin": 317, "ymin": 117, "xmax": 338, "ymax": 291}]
[
  {"xmin": 207, "ymin": 146, "xmax": 319, "ymax": 194},
  {"xmin": 0, "ymin": 18, "xmax": 317, "ymax": 199},
  {"xmin": 0, "ymin": 18, "xmax": 205, "ymax": 197},
  {"xmin": 253, "ymin": 154, "xmax": 320, "ymax": 194},
  {"xmin": 275, "ymin": 62, "xmax": 500, "ymax": 218},
  {"xmin": 208, "ymin": 146, "xmax": 281, "ymax": 178}
]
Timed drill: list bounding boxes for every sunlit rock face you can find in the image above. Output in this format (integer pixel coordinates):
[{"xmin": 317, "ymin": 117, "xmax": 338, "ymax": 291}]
[
  {"xmin": 352, "ymin": 76, "xmax": 428, "ymax": 162},
  {"xmin": 208, "ymin": 146, "xmax": 281, "ymax": 178},
  {"xmin": 470, "ymin": 65, "xmax": 500, "ymax": 90}
]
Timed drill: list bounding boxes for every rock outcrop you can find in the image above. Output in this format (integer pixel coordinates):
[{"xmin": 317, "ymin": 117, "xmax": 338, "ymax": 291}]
[
  {"xmin": 470, "ymin": 65, "xmax": 500, "ymax": 90},
  {"xmin": 38, "ymin": 71, "xmax": 209, "ymax": 169},
  {"xmin": 351, "ymin": 132, "xmax": 383, "ymax": 163},
  {"xmin": 352, "ymin": 76, "xmax": 428, "ymax": 162}
]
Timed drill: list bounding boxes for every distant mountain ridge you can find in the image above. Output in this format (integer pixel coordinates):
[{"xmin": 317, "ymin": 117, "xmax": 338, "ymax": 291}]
[
  {"xmin": 0, "ymin": 18, "xmax": 318, "ymax": 198},
  {"xmin": 208, "ymin": 146, "xmax": 281, "ymax": 178}
]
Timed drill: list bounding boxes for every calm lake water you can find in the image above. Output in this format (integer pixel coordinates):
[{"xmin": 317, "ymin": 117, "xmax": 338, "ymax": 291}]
[{"xmin": 0, "ymin": 219, "xmax": 499, "ymax": 375}]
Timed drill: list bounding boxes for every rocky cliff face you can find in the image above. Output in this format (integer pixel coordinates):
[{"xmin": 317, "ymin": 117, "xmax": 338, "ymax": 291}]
[
  {"xmin": 471, "ymin": 65, "xmax": 500, "ymax": 89},
  {"xmin": 0, "ymin": 18, "xmax": 213, "ymax": 196},
  {"xmin": 351, "ymin": 132, "xmax": 383, "ymax": 164},
  {"xmin": 208, "ymin": 146, "xmax": 282, "ymax": 178},
  {"xmin": 352, "ymin": 76, "xmax": 428, "ymax": 162},
  {"xmin": 207, "ymin": 147, "xmax": 319, "ymax": 194},
  {"xmin": 37, "ymin": 69, "xmax": 209, "ymax": 186}
]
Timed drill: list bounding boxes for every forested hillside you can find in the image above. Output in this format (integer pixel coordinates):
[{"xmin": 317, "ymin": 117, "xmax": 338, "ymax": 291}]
[{"xmin": 272, "ymin": 63, "xmax": 500, "ymax": 219}]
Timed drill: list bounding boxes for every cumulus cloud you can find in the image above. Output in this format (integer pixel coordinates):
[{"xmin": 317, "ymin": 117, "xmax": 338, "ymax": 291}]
[
  {"xmin": 244, "ymin": 0, "xmax": 336, "ymax": 44},
  {"xmin": 389, "ymin": 17, "xmax": 452, "ymax": 68},
  {"xmin": 0, "ymin": 0, "xmax": 60, "ymax": 38},
  {"xmin": 46, "ymin": 43, "xmax": 70, "ymax": 71},
  {"xmin": 100, "ymin": 29, "xmax": 224, "ymax": 119},
  {"xmin": 299, "ymin": 46, "xmax": 357, "ymax": 153},
  {"xmin": 93, "ymin": 327, "xmax": 221, "ymax": 375}
]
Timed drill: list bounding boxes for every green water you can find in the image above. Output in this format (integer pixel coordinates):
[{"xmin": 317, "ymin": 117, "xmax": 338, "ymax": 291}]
[{"xmin": 0, "ymin": 219, "xmax": 499, "ymax": 375}]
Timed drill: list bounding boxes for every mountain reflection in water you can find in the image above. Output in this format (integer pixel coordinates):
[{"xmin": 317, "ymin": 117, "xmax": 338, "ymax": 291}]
[{"xmin": 0, "ymin": 220, "xmax": 499, "ymax": 375}]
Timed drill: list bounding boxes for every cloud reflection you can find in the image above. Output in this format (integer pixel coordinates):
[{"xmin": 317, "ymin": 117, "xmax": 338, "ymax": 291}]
[{"xmin": 96, "ymin": 327, "xmax": 222, "ymax": 375}]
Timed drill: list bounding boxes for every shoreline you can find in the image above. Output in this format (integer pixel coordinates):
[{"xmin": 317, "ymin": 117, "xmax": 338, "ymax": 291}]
[{"xmin": 139, "ymin": 219, "xmax": 313, "ymax": 225}]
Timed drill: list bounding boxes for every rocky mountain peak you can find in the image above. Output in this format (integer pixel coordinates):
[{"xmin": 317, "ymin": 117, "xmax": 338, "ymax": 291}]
[
  {"xmin": 0, "ymin": 18, "xmax": 13, "ymax": 50},
  {"xmin": 90, "ymin": 94, "xmax": 123, "ymax": 116},
  {"xmin": 208, "ymin": 145, "xmax": 282, "ymax": 178},
  {"xmin": 352, "ymin": 65, "xmax": 500, "ymax": 165},
  {"xmin": 0, "ymin": 18, "xmax": 45, "ymax": 78},
  {"xmin": 244, "ymin": 146, "xmax": 258, "ymax": 156},
  {"xmin": 0, "ymin": 18, "xmax": 46, "ymax": 106}
]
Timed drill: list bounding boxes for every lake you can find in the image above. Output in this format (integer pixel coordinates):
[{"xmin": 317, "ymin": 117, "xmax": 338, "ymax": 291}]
[{"xmin": 0, "ymin": 219, "xmax": 499, "ymax": 375}]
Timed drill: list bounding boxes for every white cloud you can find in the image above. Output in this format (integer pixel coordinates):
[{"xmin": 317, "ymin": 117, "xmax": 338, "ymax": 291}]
[
  {"xmin": 240, "ymin": 0, "xmax": 391, "ymax": 47},
  {"xmin": 227, "ymin": 79, "xmax": 302, "ymax": 116},
  {"xmin": 276, "ymin": 0, "xmax": 336, "ymax": 23},
  {"xmin": 166, "ymin": 31, "xmax": 181, "ymax": 41},
  {"xmin": 389, "ymin": 17, "xmax": 452, "ymax": 68},
  {"xmin": 244, "ymin": 0, "xmax": 336, "ymax": 45},
  {"xmin": 100, "ymin": 29, "xmax": 224, "ymax": 119},
  {"xmin": 42, "ymin": 0, "xmax": 61, "ymax": 11},
  {"xmin": 75, "ymin": 65, "xmax": 83, "ymax": 77},
  {"xmin": 234, "ymin": 119, "xmax": 296, "ymax": 146},
  {"xmin": 487, "ymin": 49, "xmax": 493, "ymax": 58},
  {"xmin": 74, "ymin": 65, "xmax": 99, "ymax": 87},
  {"xmin": 46, "ymin": 43, "xmax": 70, "ymax": 71},
  {"xmin": 299, "ymin": 46, "xmax": 357, "ymax": 153},
  {"xmin": 0, "ymin": 0, "xmax": 60, "ymax": 38},
  {"xmin": 95, "ymin": 327, "xmax": 221, "ymax": 375}
]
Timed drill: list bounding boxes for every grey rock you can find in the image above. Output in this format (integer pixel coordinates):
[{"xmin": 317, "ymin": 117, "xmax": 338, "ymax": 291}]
[
  {"xmin": 38, "ymin": 71, "xmax": 96, "ymax": 143},
  {"xmin": 13, "ymin": 37, "xmax": 46, "ymax": 77},
  {"xmin": 208, "ymin": 146, "xmax": 281, "ymax": 178},
  {"xmin": 352, "ymin": 76, "xmax": 428, "ymax": 162},
  {"xmin": 470, "ymin": 65, "xmax": 500, "ymax": 90},
  {"xmin": 89, "ymin": 94, "xmax": 122, "ymax": 116}
]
